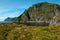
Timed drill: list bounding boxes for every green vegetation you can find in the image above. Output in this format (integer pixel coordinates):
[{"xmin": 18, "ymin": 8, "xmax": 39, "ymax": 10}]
[{"xmin": 0, "ymin": 23, "xmax": 60, "ymax": 40}]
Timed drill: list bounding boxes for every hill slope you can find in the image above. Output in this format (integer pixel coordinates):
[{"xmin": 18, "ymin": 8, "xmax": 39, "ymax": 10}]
[
  {"xmin": 4, "ymin": 17, "xmax": 16, "ymax": 22},
  {"xmin": 16, "ymin": 2, "xmax": 60, "ymax": 26}
]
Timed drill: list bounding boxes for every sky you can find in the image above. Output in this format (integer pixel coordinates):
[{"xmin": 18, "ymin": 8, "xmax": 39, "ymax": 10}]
[{"xmin": 0, "ymin": 0, "xmax": 60, "ymax": 21}]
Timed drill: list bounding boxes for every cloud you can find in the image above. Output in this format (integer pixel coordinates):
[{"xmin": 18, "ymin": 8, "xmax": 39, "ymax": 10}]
[{"xmin": 0, "ymin": 17, "xmax": 6, "ymax": 21}]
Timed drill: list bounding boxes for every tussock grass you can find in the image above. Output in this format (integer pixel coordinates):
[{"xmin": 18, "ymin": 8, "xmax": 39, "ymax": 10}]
[{"xmin": 0, "ymin": 23, "xmax": 60, "ymax": 40}]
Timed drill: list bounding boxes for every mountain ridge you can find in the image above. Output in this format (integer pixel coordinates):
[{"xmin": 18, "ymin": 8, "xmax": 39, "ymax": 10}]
[
  {"xmin": 4, "ymin": 17, "xmax": 16, "ymax": 22},
  {"xmin": 14, "ymin": 2, "xmax": 60, "ymax": 26}
]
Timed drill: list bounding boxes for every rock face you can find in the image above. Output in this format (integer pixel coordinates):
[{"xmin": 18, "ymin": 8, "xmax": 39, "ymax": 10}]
[
  {"xmin": 16, "ymin": 2, "xmax": 60, "ymax": 26},
  {"xmin": 50, "ymin": 15, "xmax": 60, "ymax": 26}
]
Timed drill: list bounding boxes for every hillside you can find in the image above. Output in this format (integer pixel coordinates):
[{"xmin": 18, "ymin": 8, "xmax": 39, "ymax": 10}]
[
  {"xmin": 16, "ymin": 2, "xmax": 60, "ymax": 26},
  {"xmin": 4, "ymin": 17, "xmax": 16, "ymax": 22}
]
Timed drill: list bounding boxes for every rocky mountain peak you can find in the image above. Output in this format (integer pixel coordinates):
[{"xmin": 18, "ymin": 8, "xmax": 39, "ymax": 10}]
[{"xmin": 15, "ymin": 2, "xmax": 60, "ymax": 26}]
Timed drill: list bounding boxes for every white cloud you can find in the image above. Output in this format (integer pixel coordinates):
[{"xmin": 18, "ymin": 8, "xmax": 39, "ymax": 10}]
[{"xmin": 0, "ymin": 17, "xmax": 7, "ymax": 21}]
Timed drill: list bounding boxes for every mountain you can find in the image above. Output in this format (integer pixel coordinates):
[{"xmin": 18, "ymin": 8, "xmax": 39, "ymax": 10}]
[
  {"xmin": 15, "ymin": 2, "xmax": 60, "ymax": 26},
  {"xmin": 4, "ymin": 17, "xmax": 16, "ymax": 22}
]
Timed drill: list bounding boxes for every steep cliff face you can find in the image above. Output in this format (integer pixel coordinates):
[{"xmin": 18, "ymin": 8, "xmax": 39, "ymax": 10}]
[{"xmin": 16, "ymin": 2, "xmax": 60, "ymax": 26}]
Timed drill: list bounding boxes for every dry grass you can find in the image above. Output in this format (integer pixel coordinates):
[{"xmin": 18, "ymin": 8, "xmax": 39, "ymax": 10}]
[{"xmin": 0, "ymin": 23, "xmax": 60, "ymax": 40}]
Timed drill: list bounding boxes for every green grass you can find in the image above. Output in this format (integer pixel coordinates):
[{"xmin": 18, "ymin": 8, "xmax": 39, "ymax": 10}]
[{"xmin": 0, "ymin": 23, "xmax": 60, "ymax": 40}]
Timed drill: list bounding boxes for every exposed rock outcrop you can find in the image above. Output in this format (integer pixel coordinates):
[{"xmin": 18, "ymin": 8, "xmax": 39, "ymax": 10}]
[{"xmin": 15, "ymin": 2, "xmax": 60, "ymax": 26}]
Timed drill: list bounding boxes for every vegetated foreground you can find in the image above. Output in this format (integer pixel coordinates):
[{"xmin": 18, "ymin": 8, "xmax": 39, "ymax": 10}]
[{"xmin": 0, "ymin": 23, "xmax": 60, "ymax": 40}]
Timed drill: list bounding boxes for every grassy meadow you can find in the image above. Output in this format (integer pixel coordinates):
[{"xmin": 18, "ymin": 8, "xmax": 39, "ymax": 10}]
[{"xmin": 0, "ymin": 23, "xmax": 60, "ymax": 40}]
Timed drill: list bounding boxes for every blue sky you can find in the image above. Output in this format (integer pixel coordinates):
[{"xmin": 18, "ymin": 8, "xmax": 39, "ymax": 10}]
[{"xmin": 0, "ymin": 0, "xmax": 60, "ymax": 21}]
